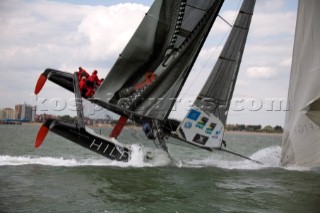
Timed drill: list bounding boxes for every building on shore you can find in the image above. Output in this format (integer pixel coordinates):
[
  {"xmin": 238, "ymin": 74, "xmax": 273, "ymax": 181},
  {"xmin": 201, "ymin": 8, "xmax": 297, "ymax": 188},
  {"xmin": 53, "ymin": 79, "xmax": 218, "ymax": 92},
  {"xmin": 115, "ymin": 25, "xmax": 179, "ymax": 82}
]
[
  {"xmin": 0, "ymin": 103, "xmax": 36, "ymax": 123},
  {"xmin": 0, "ymin": 108, "xmax": 16, "ymax": 120},
  {"xmin": 15, "ymin": 103, "xmax": 36, "ymax": 122}
]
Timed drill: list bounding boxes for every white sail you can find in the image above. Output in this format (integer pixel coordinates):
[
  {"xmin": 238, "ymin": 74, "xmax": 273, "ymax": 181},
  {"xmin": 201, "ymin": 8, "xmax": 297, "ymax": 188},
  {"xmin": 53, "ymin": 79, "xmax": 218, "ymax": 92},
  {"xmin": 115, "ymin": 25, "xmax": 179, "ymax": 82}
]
[{"xmin": 280, "ymin": 0, "xmax": 320, "ymax": 168}]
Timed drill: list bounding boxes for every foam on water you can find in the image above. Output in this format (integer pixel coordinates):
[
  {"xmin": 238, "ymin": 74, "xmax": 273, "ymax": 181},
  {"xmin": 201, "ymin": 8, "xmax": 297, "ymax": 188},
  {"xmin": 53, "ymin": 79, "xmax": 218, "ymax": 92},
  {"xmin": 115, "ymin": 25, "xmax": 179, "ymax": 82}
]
[
  {"xmin": 179, "ymin": 146, "xmax": 278, "ymax": 169},
  {"xmin": 0, "ymin": 155, "xmax": 110, "ymax": 167},
  {"xmin": 0, "ymin": 144, "xmax": 171, "ymax": 168},
  {"xmin": 181, "ymin": 146, "xmax": 310, "ymax": 171},
  {"xmin": 0, "ymin": 145, "xmax": 311, "ymax": 171},
  {"xmin": 109, "ymin": 144, "xmax": 171, "ymax": 167}
]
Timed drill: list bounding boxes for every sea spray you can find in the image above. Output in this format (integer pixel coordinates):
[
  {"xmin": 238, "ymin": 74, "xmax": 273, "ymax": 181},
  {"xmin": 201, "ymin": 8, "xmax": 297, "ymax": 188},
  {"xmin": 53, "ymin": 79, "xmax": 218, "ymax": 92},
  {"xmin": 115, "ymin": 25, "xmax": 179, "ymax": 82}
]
[
  {"xmin": 0, "ymin": 144, "xmax": 171, "ymax": 168},
  {"xmin": 181, "ymin": 146, "xmax": 284, "ymax": 170}
]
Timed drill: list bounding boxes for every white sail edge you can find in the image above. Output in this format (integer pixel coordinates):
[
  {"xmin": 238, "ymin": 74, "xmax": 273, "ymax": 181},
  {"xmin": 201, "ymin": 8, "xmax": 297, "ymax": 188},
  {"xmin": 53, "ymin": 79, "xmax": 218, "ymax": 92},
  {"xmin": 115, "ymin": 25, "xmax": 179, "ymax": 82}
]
[{"xmin": 280, "ymin": 0, "xmax": 320, "ymax": 168}]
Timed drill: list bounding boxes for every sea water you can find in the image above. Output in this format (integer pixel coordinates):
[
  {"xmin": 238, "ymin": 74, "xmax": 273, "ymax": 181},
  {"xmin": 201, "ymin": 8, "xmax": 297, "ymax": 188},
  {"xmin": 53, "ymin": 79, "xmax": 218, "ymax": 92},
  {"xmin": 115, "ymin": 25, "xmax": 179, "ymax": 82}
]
[{"xmin": 0, "ymin": 124, "xmax": 319, "ymax": 212}]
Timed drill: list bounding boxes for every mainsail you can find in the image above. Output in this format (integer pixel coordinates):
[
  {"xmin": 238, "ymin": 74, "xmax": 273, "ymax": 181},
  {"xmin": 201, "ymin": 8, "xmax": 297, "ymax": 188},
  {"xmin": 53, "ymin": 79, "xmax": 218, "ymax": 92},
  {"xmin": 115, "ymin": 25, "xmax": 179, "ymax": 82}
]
[
  {"xmin": 281, "ymin": 0, "xmax": 320, "ymax": 168},
  {"xmin": 94, "ymin": 0, "xmax": 225, "ymax": 121},
  {"xmin": 177, "ymin": 0, "xmax": 256, "ymax": 149}
]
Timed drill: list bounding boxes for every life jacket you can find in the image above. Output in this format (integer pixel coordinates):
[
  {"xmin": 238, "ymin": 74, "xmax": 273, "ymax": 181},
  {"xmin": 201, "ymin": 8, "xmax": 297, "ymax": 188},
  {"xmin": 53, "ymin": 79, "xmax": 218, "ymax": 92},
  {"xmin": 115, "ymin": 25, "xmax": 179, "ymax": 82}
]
[
  {"xmin": 79, "ymin": 79, "xmax": 87, "ymax": 91},
  {"xmin": 88, "ymin": 73, "xmax": 100, "ymax": 85},
  {"xmin": 78, "ymin": 70, "xmax": 89, "ymax": 81},
  {"xmin": 79, "ymin": 78, "xmax": 94, "ymax": 97}
]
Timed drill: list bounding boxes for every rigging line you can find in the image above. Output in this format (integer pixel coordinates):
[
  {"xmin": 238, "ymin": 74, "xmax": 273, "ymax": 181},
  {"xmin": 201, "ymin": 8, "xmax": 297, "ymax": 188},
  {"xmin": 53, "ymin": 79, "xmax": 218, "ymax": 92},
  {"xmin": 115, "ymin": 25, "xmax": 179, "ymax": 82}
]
[
  {"xmin": 220, "ymin": 148, "xmax": 263, "ymax": 164},
  {"xmin": 218, "ymin": 0, "xmax": 243, "ymax": 28},
  {"xmin": 218, "ymin": 15, "xmax": 232, "ymax": 27},
  {"xmin": 161, "ymin": 141, "xmax": 262, "ymax": 165}
]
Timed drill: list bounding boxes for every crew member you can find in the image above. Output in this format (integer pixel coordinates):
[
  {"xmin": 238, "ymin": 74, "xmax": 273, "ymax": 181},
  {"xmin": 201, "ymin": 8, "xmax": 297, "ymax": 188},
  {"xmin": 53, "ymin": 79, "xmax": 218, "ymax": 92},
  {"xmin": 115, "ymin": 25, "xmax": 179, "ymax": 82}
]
[
  {"xmin": 78, "ymin": 67, "xmax": 89, "ymax": 81},
  {"xmin": 87, "ymin": 70, "xmax": 100, "ymax": 89},
  {"xmin": 142, "ymin": 122, "xmax": 156, "ymax": 140},
  {"xmin": 79, "ymin": 76, "xmax": 94, "ymax": 98}
]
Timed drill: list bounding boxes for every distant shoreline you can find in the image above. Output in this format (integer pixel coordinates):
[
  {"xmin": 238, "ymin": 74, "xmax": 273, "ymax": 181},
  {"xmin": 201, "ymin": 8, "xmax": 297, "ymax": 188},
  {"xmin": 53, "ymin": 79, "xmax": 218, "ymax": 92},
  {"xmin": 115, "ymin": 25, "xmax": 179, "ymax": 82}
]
[
  {"xmin": 19, "ymin": 122, "xmax": 142, "ymax": 129},
  {"xmin": 15, "ymin": 122, "xmax": 282, "ymax": 136},
  {"xmin": 225, "ymin": 130, "xmax": 282, "ymax": 136}
]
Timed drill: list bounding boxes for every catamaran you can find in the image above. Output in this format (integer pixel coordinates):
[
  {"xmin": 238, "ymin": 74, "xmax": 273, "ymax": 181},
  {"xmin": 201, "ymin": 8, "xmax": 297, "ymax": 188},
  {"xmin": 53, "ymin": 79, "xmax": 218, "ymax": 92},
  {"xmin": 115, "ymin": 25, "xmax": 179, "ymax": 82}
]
[{"xmin": 34, "ymin": 0, "xmax": 256, "ymax": 162}]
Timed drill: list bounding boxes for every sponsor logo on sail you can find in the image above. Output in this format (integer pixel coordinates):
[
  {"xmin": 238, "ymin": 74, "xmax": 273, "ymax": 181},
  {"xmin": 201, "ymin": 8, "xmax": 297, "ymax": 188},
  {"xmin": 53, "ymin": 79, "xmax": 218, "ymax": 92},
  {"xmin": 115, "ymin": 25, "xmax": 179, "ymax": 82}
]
[
  {"xmin": 187, "ymin": 109, "xmax": 201, "ymax": 121},
  {"xmin": 184, "ymin": 122, "xmax": 192, "ymax": 129}
]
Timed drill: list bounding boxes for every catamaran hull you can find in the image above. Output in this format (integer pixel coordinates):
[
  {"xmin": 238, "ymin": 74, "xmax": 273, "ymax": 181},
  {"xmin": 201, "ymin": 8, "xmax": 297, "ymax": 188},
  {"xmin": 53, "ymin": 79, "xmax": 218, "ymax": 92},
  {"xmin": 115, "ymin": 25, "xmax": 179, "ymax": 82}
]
[
  {"xmin": 35, "ymin": 69, "xmax": 74, "ymax": 95},
  {"xmin": 37, "ymin": 119, "xmax": 130, "ymax": 162}
]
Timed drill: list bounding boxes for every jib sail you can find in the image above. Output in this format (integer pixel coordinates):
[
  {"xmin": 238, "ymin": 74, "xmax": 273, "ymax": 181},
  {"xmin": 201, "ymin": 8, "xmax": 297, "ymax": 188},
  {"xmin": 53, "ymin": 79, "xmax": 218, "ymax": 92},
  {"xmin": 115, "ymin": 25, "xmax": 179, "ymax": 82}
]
[{"xmin": 195, "ymin": 0, "xmax": 256, "ymax": 125}]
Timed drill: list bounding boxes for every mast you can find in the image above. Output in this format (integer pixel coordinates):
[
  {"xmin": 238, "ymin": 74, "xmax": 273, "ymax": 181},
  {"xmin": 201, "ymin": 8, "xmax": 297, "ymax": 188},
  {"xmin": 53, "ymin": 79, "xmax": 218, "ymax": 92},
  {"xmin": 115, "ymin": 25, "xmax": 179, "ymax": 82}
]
[{"xmin": 73, "ymin": 73, "xmax": 85, "ymax": 128}]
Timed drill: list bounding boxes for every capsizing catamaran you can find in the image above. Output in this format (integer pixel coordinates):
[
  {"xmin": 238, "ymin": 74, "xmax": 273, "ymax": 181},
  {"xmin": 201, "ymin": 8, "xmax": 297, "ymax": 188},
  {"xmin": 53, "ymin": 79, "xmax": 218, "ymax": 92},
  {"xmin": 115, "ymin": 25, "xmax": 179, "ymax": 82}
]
[{"xmin": 34, "ymin": 0, "xmax": 256, "ymax": 162}]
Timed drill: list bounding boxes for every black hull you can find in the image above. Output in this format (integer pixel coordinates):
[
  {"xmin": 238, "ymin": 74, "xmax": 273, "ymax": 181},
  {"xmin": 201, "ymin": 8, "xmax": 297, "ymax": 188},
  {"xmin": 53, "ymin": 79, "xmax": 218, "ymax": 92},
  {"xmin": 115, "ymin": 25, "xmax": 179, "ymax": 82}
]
[
  {"xmin": 41, "ymin": 119, "xmax": 131, "ymax": 162},
  {"xmin": 43, "ymin": 68, "xmax": 75, "ymax": 93}
]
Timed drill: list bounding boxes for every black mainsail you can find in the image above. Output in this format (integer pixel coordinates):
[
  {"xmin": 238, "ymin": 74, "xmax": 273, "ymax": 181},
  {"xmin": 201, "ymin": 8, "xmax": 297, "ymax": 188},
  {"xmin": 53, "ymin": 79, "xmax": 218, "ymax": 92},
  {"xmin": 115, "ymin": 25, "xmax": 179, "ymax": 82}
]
[{"xmin": 94, "ymin": 0, "xmax": 225, "ymax": 121}]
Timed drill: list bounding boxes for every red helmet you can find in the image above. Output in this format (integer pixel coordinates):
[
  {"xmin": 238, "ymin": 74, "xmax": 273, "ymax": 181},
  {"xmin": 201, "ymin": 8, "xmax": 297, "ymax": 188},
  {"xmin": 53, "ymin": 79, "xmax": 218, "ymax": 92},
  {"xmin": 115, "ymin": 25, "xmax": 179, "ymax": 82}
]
[{"xmin": 93, "ymin": 70, "xmax": 97, "ymax": 74}]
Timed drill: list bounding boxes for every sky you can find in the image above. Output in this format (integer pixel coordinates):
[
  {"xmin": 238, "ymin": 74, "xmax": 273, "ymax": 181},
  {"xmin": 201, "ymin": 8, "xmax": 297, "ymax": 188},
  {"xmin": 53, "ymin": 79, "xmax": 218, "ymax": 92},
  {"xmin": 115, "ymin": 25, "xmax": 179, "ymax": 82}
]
[{"xmin": 0, "ymin": 0, "xmax": 298, "ymax": 126}]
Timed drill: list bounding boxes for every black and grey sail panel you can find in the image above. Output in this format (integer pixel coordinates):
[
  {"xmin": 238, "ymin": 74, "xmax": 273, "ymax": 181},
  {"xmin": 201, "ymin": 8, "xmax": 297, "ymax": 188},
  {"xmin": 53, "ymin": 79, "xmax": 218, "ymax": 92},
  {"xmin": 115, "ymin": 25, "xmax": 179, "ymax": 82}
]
[
  {"xmin": 195, "ymin": 0, "xmax": 256, "ymax": 124},
  {"xmin": 94, "ymin": 0, "xmax": 225, "ymax": 121}
]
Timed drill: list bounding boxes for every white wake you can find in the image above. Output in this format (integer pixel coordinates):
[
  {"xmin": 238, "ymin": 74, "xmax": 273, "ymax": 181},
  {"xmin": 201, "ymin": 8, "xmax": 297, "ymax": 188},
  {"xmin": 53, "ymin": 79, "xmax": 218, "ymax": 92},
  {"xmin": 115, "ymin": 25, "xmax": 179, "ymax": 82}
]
[
  {"xmin": 181, "ymin": 146, "xmax": 310, "ymax": 171},
  {"xmin": 0, "ymin": 145, "xmax": 310, "ymax": 171},
  {"xmin": 0, "ymin": 145, "xmax": 170, "ymax": 167}
]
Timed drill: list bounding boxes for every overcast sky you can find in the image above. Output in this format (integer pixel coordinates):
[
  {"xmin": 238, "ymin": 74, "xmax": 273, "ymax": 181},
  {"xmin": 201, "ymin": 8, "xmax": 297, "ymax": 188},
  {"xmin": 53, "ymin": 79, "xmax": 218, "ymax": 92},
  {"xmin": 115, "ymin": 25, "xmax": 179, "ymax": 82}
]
[{"xmin": 0, "ymin": 0, "xmax": 298, "ymax": 126}]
